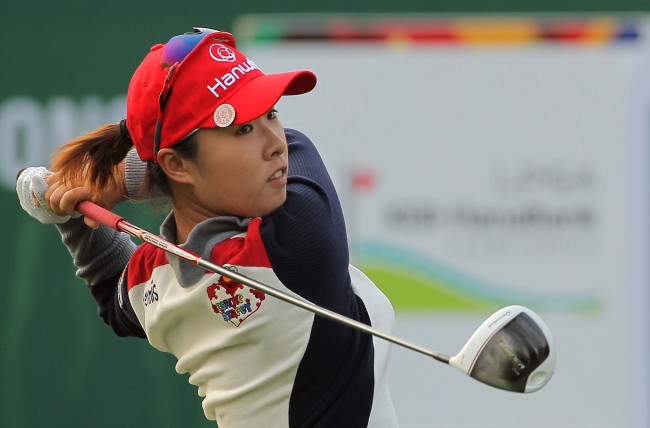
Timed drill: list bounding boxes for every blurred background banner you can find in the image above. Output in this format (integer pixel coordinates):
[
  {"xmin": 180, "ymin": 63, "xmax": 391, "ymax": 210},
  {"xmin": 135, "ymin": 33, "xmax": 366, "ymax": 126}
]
[
  {"xmin": 1, "ymin": 2, "xmax": 649, "ymax": 428},
  {"xmin": 236, "ymin": 14, "xmax": 650, "ymax": 427}
]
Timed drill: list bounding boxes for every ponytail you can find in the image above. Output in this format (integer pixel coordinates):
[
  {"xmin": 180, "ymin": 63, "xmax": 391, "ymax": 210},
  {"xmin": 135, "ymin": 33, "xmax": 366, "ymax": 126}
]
[{"xmin": 51, "ymin": 123, "xmax": 133, "ymax": 200}]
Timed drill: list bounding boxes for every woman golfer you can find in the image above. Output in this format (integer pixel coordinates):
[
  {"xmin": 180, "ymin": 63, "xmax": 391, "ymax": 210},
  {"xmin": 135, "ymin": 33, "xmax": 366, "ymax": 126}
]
[{"xmin": 16, "ymin": 27, "xmax": 398, "ymax": 427}]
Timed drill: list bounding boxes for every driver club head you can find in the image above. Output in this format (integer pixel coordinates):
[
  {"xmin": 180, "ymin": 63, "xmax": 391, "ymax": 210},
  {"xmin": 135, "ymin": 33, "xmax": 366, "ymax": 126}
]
[{"xmin": 448, "ymin": 305, "xmax": 556, "ymax": 393}]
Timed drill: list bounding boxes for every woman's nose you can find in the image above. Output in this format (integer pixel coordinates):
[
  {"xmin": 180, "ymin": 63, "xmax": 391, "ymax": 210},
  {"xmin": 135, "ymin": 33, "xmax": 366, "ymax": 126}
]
[{"xmin": 263, "ymin": 125, "xmax": 286, "ymax": 159}]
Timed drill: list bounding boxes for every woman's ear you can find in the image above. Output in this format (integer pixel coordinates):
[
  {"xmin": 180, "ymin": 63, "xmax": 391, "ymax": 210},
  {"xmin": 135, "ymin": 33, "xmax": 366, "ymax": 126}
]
[{"xmin": 157, "ymin": 148, "xmax": 195, "ymax": 185}]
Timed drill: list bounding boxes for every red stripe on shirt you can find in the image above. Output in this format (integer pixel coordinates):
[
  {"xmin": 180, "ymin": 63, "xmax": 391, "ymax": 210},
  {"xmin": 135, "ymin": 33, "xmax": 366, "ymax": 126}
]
[
  {"xmin": 209, "ymin": 218, "xmax": 271, "ymax": 268},
  {"xmin": 127, "ymin": 244, "xmax": 170, "ymax": 290}
]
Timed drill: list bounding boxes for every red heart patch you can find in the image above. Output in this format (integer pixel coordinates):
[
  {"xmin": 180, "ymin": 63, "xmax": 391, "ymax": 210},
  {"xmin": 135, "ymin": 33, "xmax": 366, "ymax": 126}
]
[{"xmin": 207, "ymin": 275, "xmax": 265, "ymax": 327}]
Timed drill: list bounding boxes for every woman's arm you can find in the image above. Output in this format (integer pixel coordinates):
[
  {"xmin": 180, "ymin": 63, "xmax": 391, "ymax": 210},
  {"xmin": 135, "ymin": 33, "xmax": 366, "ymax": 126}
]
[
  {"xmin": 260, "ymin": 129, "xmax": 351, "ymax": 307},
  {"xmin": 16, "ymin": 163, "xmax": 146, "ymax": 338},
  {"xmin": 56, "ymin": 217, "xmax": 145, "ymax": 338}
]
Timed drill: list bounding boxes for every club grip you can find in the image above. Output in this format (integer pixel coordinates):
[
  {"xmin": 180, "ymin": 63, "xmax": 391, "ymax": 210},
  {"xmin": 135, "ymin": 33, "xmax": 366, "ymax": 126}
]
[{"xmin": 76, "ymin": 201, "xmax": 124, "ymax": 231}]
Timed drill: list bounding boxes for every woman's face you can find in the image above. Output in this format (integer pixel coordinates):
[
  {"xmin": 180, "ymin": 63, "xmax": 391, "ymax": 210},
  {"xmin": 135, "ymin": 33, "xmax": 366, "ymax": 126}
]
[{"xmin": 181, "ymin": 108, "xmax": 288, "ymax": 219}]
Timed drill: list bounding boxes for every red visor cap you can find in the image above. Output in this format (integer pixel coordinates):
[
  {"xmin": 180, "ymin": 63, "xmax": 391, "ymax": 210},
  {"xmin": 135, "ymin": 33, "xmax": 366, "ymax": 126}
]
[
  {"xmin": 126, "ymin": 44, "xmax": 166, "ymax": 162},
  {"xmin": 126, "ymin": 38, "xmax": 317, "ymax": 162}
]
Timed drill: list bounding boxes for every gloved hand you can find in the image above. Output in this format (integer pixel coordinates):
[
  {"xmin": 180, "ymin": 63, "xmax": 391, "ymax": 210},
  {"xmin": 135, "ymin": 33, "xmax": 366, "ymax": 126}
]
[{"xmin": 16, "ymin": 167, "xmax": 81, "ymax": 224}]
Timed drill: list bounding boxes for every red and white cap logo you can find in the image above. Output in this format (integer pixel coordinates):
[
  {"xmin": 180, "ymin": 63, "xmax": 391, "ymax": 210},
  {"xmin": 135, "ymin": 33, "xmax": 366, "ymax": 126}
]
[{"xmin": 209, "ymin": 44, "xmax": 237, "ymax": 62}]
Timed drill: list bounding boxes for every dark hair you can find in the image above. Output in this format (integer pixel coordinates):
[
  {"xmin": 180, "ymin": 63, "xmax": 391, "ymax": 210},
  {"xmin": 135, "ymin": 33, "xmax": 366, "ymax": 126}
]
[
  {"xmin": 145, "ymin": 131, "xmax": 199, "ymax": 196},
  {"xmin": 52, "ymin": 124, "xmax": 199, "ymax": 200}
]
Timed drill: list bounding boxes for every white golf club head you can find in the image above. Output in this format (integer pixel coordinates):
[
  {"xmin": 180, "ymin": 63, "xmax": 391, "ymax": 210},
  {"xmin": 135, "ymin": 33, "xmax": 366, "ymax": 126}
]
[{"xmin": 449, "ymin": 305, "xmax": 556, "ymax": 393}]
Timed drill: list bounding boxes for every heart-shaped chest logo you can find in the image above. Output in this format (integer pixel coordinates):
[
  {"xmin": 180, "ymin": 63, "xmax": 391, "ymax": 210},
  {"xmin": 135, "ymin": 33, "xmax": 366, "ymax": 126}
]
[{"xmin": 206, "ymin": 272, "xmax": 266, "ymax": 327}]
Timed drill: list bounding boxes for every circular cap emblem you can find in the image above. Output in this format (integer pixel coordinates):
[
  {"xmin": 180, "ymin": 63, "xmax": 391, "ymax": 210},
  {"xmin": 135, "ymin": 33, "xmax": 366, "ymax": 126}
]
[
  {"xmin": 214, "ymin": 104, "xmax": 236, "ymax": 128},
  {"xmin": 209, "ymin": 44, "xmax": 237, "ymax": 62}
]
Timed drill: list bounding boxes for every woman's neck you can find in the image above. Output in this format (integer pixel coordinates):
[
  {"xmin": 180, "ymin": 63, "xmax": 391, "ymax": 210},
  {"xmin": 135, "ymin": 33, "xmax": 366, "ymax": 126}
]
[{"xmin": 170, "ymin": 196, "xmax": 212, "ymax": 244}]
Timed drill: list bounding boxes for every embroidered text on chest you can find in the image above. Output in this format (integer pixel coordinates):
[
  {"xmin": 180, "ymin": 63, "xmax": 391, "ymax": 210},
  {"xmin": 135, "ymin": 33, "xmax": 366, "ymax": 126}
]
[{"xmin": 207, "ymin": 274, "xmax": 265, "ymax": 327}]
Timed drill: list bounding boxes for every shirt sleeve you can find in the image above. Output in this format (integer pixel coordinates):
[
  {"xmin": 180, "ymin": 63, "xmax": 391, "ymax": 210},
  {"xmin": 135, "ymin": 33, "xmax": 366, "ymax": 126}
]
[
  {"xmin": 56, "ymin": 217, "xmax": 135, "ymax": 284},
  {"xmin": 259, "ymin": 129, "xmax": 351, "ymax": 308},
  {"xmin": 124, "ymin": 148, "xmax": 167, "ymax": 200},
  {"xmin": 55, "ymin": 214, "xmax": 145, "ymax": 338},
  {"xmin": 90, "ymin": 269, "xmax": 147, "ymax": 338}
]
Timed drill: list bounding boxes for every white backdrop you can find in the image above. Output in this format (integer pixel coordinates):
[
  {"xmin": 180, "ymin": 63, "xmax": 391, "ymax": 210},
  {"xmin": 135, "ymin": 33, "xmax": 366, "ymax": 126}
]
[{"xmin": 236, "ymin": 15, "xmax": 650, "ymax": 428}]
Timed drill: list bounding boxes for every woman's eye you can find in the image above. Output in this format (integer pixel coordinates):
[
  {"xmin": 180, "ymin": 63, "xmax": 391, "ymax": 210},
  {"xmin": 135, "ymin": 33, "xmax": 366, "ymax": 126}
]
[
  {"xmin": 236, "ymin": 124, "xmax": 253, "ymax": 135},
  {"xmin": 234, "ymin": 110, "xmax": 277, "ymax": 134}
]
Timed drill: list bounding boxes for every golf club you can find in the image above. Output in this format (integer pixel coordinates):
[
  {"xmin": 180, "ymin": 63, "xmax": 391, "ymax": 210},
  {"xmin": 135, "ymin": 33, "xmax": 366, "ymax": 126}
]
[{"xmin": 76, "ymin": 200, "xmax": 556, "ymax": 393}]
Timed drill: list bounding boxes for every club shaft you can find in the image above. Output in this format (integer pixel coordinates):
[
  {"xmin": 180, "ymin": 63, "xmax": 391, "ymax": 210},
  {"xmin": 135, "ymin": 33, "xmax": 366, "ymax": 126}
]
[
  {"xmin": 77, "ymin": 201, "xmax": 451, "ymax": 364},
  {"xmin": 195, "ymin": 256, "xmax": 450, "ymax": 363}
]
